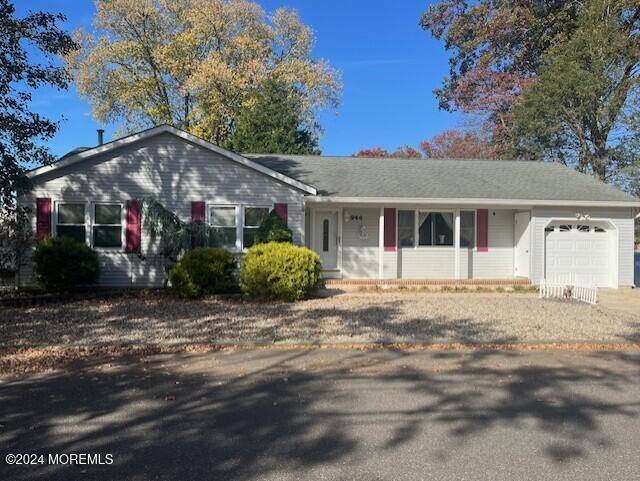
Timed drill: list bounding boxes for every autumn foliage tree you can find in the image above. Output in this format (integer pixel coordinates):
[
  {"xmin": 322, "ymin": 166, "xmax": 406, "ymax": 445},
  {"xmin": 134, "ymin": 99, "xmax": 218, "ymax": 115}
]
[
  {"xmin": 353, "ymin": 145, "xmax": 422, "ymax": 159},
  {"xmin": 354, "ymin": 128, "xmax": 496, "ymax": 160},
  {"xmin": 420, "ymin": 129, "xmax": 495, "ymax": 159},
  {"xmin": 420, "ymin": 1, "xmax": 583, "ymax": 153},
  {"xmin": 67, "ymin": 0, "xmax": 341, "ymax": 144}
]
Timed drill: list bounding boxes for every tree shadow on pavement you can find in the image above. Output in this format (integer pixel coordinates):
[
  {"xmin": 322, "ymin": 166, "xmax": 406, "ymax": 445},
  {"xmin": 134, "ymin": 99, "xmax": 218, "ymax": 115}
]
[{"xmin": 1, "ymin": 349, "xmax": 639, "ymax": 480}]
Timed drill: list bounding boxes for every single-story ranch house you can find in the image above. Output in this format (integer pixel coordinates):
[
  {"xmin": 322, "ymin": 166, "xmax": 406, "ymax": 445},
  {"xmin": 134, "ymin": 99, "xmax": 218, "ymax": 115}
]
[{"xmin": 21, "ymin": 125, "xmax": 640, "ymax": 288}]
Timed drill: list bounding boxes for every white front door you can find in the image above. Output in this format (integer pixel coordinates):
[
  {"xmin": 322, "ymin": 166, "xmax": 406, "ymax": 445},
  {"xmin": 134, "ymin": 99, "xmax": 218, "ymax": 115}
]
[
  {"xmin": 315, "ymin": 210, "xmax": 338, "ymax": 270},
  {"xmin": 514, "ymin": 211, "xmax": 531, "ymax": 278}
]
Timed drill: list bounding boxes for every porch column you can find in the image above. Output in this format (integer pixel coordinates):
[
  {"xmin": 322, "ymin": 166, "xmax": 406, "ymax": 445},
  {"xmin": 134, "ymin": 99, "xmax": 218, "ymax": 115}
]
[
  {"xmin": 454, "ymin": 209, "xmax": 461, "ymax": 280},
  {"xmin": 378, "ymin": 207, "xmax": 384, "ymax": 279}
]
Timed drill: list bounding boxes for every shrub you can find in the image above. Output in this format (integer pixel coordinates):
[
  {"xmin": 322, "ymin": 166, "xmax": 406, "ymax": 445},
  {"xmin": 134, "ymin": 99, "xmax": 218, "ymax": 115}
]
[
  {"xmin": 33, "ymin": 236, "xmax": 100, "ymax": 292},
  {"xmin": 168, "ymin": 247, "xmax": 236, "ymax": 298},
  {"xmin": 240, "ymin": 242, "xmax": 321, "ymax": 301},
  {"xmin": 254, "ymin": 210, "xmax": 293, "ymax": 244}
]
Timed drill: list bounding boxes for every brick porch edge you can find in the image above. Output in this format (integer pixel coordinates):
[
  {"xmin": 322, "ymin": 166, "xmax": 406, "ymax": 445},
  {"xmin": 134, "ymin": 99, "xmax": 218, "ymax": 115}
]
[{"xmin": 325, "ymin": 278, "xmax": 532, "ymax": 286}]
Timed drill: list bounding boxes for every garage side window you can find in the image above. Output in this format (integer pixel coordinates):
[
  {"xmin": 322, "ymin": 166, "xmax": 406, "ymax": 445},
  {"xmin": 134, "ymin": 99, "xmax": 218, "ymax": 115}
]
[
  {"xmin": 460, "ymin": 211, "xmax": 475, "ymax": 248},
  {"xmin": 93, "ymin": 204, "xmax": 122, "ymax": 248},
  {"xmin": 56, "ymin": 203, "xmax": 86, "ymax": 243}
]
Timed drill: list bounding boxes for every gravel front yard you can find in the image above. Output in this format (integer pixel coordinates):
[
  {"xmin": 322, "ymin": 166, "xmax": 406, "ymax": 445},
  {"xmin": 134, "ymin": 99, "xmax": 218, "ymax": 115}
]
[{"xmin": 2, "ymin": 290, "xmax": 639, "ymax": 349}]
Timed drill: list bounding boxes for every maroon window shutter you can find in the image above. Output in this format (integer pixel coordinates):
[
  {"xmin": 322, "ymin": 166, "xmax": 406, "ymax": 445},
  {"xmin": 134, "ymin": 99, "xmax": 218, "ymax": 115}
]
[
  {"xmin": 125, "ymin": 200, "xmax": 142, "ymax": 253},
  {"xmin": 477, "ymin": 209, "xmax": 489, "ymax": 252},
  {"xmin": 383, "ymin": 208, "xmax": 396, "ymax": 252},
  {"xmin": 274, "ymin": 203, "xmax": 288, "ymax": 225},
  {"xmin": 36, "ymin": 198, "xmax": 52, "ymax": 242},
  {"xmin": 191, "ymin": 201, "xmax": 206, "ymax": 248}
]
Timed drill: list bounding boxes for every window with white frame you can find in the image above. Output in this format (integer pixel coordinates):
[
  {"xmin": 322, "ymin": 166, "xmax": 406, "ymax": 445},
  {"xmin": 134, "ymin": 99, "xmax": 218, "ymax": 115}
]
[
  {"xmin": 209, "ymin": 206, "xmax": 238, "ymax": 250},
  {"xmin": 418, "ymin": 212, "xmax": 454, "ymax": 246},
  {"xmin": 93, "ymin": 203, "xmax": 122, "ymax": 248},
  {"xmin": 56, "ymin": 203, "xmax": 86, "ymax": 243},
  {"xmin": 460, "ymin": 210, "xmax": 475, "ymax": 248},
  {"xmin": 243, "ymin": 207, "xmax": 269, "ymax": 249}
]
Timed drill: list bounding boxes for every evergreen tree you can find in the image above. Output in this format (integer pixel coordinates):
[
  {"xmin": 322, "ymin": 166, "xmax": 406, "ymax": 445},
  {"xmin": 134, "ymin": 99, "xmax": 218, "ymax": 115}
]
[{"xmin": 224, "ymin": 80, "xmax": 320, "ymax": 155}]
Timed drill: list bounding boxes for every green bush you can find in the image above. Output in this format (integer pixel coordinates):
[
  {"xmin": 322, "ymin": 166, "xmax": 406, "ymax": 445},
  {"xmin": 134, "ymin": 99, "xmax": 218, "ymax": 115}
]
[
  {"xmin": 240, "ymin": 242, "xmax": 322, "ymax": 301},
  {"xmin": 33, "ymin": 236, "xmax": 100, "ymax": 292},
  {"xmin": 254, "ymin": 210, "xmax": 293, "ymax": 244},
  {"xmin": 168, "ymin": 247, "xmax": 236, "ymax": 298}
]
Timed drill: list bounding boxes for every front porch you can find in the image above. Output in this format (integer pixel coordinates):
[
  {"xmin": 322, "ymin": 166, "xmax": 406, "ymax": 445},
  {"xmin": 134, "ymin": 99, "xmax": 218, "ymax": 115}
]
[{"xmin": 306, "ymin": 203, "xmax": 532, "ymax": 282}]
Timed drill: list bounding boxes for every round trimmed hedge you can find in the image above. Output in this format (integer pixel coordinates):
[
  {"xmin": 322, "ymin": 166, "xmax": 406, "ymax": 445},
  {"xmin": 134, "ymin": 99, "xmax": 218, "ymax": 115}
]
[
  {"xmin": 168, "ymin": 247, "xmax": 237, "ymax": 299},
  {"xmin": 33, "ymin": 236, "xmax": 100, "ymax": 292},
  {"xmin": 240, "ymin": 242, "xmax": 322, "ymax": 301}
]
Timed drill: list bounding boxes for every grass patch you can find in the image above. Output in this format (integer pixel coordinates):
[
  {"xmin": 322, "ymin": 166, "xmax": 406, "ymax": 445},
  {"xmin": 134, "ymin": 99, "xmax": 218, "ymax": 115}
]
[{"xmin": 512, "ymin": 284, "xmax": 538, "ymax": 293}]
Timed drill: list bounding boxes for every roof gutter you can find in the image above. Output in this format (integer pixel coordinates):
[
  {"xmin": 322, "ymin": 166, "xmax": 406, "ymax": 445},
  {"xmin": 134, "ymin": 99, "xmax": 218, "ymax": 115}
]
[{"xmin": 304, "ymin": 196, "xmax": 640, "ymax": 208}]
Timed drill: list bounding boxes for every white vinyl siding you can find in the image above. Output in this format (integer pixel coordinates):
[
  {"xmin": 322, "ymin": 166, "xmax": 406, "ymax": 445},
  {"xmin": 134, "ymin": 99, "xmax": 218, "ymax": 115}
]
[
  {"xmin": 398, "ymin": 248, "xmax": 456, "ymax": 279},
  {"xmin": 341, "ymin": 208, "xmax": 379, "ymax": 278},
  {"xmin": 20, "ymin": 132, "xmax": 306, "ymax": 287},
  {"xmin": 468, "ymin": 209, "xmax": 514, "ymax": 279}
]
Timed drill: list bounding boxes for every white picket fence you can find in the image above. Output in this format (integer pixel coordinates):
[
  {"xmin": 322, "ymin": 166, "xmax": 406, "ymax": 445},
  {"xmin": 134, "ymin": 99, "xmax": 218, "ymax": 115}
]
[{"xmin": 539, "ymin": 279, "xmax": 598, "ymax": 305}]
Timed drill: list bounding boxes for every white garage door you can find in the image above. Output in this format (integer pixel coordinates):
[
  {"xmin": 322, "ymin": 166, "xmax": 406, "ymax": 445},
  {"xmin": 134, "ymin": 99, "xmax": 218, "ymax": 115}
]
[{"xmin": 545, "ymin": 223, "xmax": 613, "ymax": 287}]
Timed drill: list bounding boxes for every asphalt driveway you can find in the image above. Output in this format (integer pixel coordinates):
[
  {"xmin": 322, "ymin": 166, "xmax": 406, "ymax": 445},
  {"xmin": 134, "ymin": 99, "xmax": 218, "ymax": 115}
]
[{"xmin": 2, "ymin": 349, "xmax": 640, "ymax": 481}]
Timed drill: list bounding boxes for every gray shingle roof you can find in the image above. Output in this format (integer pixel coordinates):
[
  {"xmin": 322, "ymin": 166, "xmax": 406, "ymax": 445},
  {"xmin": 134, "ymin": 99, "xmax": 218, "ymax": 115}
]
[{"xmin": 248, "ymin": 155, "xmax": 639, "ymax": 204}]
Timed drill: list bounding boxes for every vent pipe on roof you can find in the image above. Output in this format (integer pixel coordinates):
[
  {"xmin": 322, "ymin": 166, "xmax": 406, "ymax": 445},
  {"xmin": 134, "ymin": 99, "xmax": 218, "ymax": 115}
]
[{"xmin": 97, "ymin": 129, "xmax": 104, "ymax": 146}]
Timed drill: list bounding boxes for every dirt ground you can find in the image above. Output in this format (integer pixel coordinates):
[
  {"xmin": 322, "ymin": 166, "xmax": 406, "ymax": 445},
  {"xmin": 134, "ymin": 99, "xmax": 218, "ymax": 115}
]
[{"xmin": 2, "ymin": 289, "xmax": 639, "ymax": 349}]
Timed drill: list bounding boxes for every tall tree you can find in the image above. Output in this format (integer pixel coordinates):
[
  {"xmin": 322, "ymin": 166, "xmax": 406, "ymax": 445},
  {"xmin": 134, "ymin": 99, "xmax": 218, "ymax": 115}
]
[
  {"xmin": 513, "ymin": 0, "xmax": 640, "ymax": 183},
  {"xmin": 420, "ymin": 129, "xmax": 495, "ymax": 159},
  {"xmin": 67, "ymin": 0, "xmax": 341, "ymax": 144},
  {"xmin": 353, "ymin": 145, "xmax": 422, "ymax": 159},
  {"xmin": 420, "ymin": 1, "xmax": 583, "ymax": 153},
  {"xmin": 0, "ymin": 0, "xmax": 77, "ymax": 210},
  {"xmin": 224, "ymin": 79, "xmax": 319, "ymax": 154}
]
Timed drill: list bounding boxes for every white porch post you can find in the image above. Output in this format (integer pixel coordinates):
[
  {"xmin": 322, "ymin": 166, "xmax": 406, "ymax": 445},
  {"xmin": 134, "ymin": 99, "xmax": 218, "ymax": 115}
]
[
  {"xmin": 454, "ymin": 209, "xmax": 460, "ymax": 280},
  {"xmin": 378, "ymin": 207, "xmax": 384, "ymax": 279}
]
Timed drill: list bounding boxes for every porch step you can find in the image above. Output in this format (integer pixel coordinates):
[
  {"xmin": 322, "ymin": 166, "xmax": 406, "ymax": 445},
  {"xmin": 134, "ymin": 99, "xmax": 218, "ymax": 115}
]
[{"xmin": 325, "ymin": 278, "xmax": 531, "ymax": 287}]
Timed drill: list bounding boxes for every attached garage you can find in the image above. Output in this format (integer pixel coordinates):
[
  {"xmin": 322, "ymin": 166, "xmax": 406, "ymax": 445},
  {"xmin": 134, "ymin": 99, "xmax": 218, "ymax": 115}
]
[{"xmin": 544, "ymin": 222, "xmax": 616, "ymax": 287}]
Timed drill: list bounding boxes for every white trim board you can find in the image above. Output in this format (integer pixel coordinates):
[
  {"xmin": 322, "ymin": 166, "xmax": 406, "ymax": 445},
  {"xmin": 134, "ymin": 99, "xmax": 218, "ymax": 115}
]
[
  {"xmin": 304, "ymin": 196, "xmax": 640, "ymax": 208},
  {"xmin": 28, "ymin": 125, "xmax": 317, "ymax": 195}
]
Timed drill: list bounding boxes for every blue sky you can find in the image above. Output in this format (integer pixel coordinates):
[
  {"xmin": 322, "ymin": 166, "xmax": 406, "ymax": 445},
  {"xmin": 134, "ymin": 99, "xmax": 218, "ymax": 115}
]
[{"xmin": 17, "ymin": 0, "xmax": 460, "ymax": 157}]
